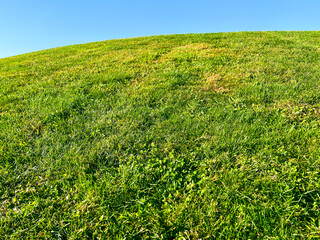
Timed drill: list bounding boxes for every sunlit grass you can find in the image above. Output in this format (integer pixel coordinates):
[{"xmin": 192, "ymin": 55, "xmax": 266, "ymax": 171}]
[{"xmin": 1, "ymin": 31, "xmax": 320, "ymax": 239}]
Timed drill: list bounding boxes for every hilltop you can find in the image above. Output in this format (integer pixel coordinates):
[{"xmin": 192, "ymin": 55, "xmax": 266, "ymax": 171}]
[{"xmin": 1, "ymin": 32, "xmax": 320, "ymax": 239}]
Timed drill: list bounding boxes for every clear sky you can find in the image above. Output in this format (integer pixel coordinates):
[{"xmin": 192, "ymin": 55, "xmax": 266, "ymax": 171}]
[{"xmin": 1, "ymin": 0, "xmax": 320, "ymax": 58}]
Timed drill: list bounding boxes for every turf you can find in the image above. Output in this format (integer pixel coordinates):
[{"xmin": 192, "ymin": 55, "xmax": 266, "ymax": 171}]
[{"xmin": 1, "ymin": 31, "xmax": 320, "ymax": 239}]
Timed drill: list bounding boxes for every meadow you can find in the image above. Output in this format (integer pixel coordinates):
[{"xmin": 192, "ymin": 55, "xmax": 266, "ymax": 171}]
[{"xmin": 1, "ymin": 31, "xmax": 320, "ymax": 239}]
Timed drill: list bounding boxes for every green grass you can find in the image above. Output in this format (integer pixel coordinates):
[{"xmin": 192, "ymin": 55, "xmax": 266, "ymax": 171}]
[{"xmin": 1, "ymin": 31, "xmax": 320, "ymax": 239}]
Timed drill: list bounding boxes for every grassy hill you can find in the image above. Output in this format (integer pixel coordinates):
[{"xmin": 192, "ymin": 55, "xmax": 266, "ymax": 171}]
[{"xmin": 1, "ymin": 31, "xmax": 320, "ymax": 239}]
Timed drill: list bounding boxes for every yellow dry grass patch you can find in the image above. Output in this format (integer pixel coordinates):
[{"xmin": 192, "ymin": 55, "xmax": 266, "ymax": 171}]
[
  {"xmin": 177, "ymin": 43, "xmax": 212, "ymax": 51},
  {"xmin": 202, "ymin": 72, "xmax": 248, "ymax": 93},
  {"xmin": 202, "ymin": 74, "xmax": 229, "ymax": 93},
  {"xmin": 0, "ymin": 72, "xmax": 32, "ymax": 78},
  {"xmin": 273, "ymin": 101, "xmax": 320, "ymax": 121},
  {"xmin": 157, "ymin": 43, "xmax": 226, "ymax": 62}
]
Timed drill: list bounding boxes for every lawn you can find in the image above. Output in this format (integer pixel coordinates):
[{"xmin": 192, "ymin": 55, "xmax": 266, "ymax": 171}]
[{"xmin": 1, "ymin": 31, "xmax": 320, "ymax": 239}]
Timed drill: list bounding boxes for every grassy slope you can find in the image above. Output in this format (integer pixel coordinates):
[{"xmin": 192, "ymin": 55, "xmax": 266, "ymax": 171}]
[{"xmin": 1, "ymin": 31, "xmax": 320, "ymax": 239}]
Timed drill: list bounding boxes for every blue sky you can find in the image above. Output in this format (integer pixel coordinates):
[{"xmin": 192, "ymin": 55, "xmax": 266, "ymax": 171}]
[{"xmin": 1, "ymin": 0, "xmax": 320, "ymax": 58}]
